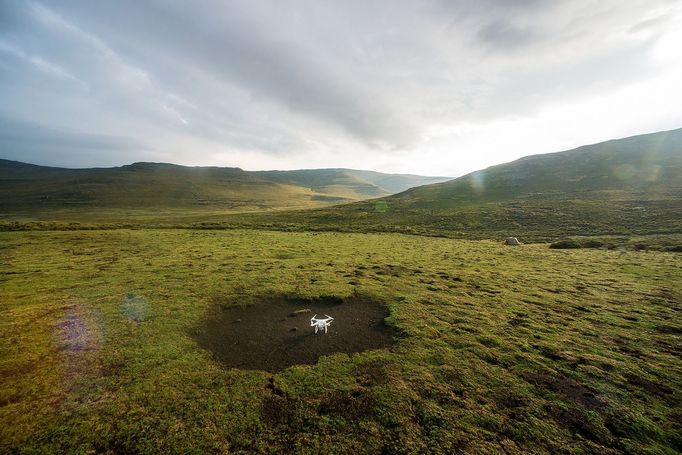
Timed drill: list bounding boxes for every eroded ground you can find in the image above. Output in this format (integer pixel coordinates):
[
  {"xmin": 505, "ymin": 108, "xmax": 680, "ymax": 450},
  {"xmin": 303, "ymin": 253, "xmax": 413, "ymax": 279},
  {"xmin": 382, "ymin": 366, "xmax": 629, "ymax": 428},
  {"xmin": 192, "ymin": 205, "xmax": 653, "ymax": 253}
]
[{"xmin": 194, "ymin": 294, "xmax": 394, "ymax": 371}]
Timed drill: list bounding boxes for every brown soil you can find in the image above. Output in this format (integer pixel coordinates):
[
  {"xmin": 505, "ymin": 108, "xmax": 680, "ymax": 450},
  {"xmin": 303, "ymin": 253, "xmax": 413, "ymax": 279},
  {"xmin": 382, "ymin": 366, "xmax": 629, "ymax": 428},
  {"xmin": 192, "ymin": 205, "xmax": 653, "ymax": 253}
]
[
  {"xmin": 625, "ymin": 372, "xmax": 674, "ymax": 398},
  {"xmin": 193, "ymin": 293, "xmax": 395, "ymax": 372},
  {"xmin": 522, "ymin": 371, "xmax": 606, "ymax": 410}
]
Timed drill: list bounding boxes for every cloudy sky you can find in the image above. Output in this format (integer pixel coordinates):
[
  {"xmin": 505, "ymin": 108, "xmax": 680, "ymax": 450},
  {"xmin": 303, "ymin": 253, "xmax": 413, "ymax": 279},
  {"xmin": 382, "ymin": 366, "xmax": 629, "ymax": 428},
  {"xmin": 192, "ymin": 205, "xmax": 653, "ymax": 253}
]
[{"xmin": 1, "ymin": 0, "xmax": 681, "ymax": 176}]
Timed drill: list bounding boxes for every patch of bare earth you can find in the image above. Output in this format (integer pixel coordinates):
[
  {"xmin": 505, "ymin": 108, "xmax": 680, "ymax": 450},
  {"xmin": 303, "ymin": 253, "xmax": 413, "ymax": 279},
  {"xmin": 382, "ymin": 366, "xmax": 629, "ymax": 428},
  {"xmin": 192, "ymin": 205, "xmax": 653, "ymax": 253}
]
[{"xmin": 193, "ymin": 293, "xmax": 395, "ymax": 372}]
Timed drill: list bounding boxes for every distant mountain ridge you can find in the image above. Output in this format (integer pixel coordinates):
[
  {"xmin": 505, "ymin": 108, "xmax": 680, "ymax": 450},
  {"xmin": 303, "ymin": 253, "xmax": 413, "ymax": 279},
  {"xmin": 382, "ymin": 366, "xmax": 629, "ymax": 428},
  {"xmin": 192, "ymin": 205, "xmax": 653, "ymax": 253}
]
[
  {"xmin": 395, "ymin": 128, "xmax": 681, "ymax": 206},
  {"xmin": 249, "ymin": 128, "xmax": 682, "ymax": 240},
  {"xmin": 2, "ymin": 128, "xmax": 680, "ymax": 242},
  {"xmin": 0, "ymin": 160, "xmax": 450, "ymax": 212}
]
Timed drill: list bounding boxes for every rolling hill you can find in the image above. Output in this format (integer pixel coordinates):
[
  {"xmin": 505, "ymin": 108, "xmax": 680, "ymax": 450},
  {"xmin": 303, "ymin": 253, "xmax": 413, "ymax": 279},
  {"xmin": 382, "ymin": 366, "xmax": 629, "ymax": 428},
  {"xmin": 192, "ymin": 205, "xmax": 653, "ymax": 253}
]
[
  {"xmin": 2, "ymin": 128, "xmax": 680, "ymax": 242},
  {"xmin": 238, "ymin": 128, "xmax": 682, "ymax": 241},
  {"xmin": 252, "ymin": 169, "xmax": 450, "ymax": 200},
  {"xmin": 0, "ymin": 160, "xmax": 450, "ymax": 214}
]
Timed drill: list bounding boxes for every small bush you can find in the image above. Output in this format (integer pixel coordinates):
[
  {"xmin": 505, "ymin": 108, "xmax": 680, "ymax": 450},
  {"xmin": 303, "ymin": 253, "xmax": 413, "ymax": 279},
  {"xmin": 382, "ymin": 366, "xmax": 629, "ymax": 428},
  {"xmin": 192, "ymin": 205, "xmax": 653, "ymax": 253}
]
[
  {"xmin": 583, "ymin": 240, "xmax": 604, "ymax": 248},
  {"xmin": 549, "ymin": 240, "xmax": 580, "ymax": 249}
]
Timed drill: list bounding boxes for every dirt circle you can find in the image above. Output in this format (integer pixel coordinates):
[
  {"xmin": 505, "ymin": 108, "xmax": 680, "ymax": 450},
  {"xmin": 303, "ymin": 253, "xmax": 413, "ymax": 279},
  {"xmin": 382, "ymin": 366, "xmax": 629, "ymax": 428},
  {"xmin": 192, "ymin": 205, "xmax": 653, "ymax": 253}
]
[{"xmin": 193, "ymin": 293, "xmax": 395, "ymax": 372}]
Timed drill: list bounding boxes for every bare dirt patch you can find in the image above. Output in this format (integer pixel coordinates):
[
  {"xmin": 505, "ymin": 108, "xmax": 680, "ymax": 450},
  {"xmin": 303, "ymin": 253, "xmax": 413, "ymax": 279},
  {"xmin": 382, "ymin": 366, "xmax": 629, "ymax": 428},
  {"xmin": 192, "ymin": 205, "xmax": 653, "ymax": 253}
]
[
  {"xmin": 193, "ymin": 293, "xmax": 396, "ymax": 372},
  {"xmin": 624, "ymin": 373, "xmax": 674, "ymax": 398},
  {"xmin": 522, "ymin": 371, "xmax": 606, "ymax": 410}
]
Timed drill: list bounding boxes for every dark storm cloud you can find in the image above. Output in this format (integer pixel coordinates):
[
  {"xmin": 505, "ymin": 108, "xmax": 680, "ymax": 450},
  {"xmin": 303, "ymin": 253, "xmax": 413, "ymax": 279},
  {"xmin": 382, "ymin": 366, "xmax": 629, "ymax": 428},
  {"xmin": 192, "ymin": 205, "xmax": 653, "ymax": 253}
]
[
  {"xmin": 61, "ymin": 0, "xmax": 422, "ymax": 148},
  {"xmin": 0, "ymin": 0, "xmax": 677, "ymax": 168},
  {"xmin": 70, "ymin": 3, "xmax": 402, "ymax": 137}
]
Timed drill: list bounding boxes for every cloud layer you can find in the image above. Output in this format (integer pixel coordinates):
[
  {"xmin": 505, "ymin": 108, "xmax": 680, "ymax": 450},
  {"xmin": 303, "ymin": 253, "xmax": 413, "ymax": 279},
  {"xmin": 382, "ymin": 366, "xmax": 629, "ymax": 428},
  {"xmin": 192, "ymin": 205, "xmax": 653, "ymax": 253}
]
[{"xmin": 1, "ymin": 0, "xmax": 681, "ymax": 175}]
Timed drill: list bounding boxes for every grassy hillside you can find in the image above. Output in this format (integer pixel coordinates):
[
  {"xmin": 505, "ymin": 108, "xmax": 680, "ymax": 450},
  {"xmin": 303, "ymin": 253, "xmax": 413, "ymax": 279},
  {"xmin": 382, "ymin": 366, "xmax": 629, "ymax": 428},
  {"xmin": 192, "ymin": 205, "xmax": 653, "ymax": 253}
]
[
  {"xmin": 398, "ymin": 128, "xmax": 681, "ymax": 206},
  {"xmin": 253, "ymin": 169, "xmax": 450, "ymax": 200},
  {"xmin": 2, "ymin": 129, "xmax": 680, "ymax": 244},
  {"xmin": 2, "ymin": 229, "xmax": 680, "ymax": 453},
  {"xmin": 233, "ymin": 129, "xmax": 682, "ymax": 241},
  {"xmin": 0, "ymin": 160, "xmax": 449, "ymax": 215}
]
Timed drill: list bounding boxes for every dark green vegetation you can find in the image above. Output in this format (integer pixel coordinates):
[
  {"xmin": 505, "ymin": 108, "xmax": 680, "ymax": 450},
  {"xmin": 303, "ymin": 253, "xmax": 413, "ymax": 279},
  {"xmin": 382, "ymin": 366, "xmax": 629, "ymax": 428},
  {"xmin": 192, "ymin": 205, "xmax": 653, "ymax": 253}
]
[
  {"xmin": 1, "ymin": 230, "xmax": 680, "ymax": 453},
  {"xmin": 548, "ymin": 235, "xmax": 682, "ymax": 252},
  {"xmin": 0, "ymin": 159, "xmax": 449, "ymax": 215},
  {"xmin": 229, "ymin": 129, "xmax": 681, "ymax": 241}
]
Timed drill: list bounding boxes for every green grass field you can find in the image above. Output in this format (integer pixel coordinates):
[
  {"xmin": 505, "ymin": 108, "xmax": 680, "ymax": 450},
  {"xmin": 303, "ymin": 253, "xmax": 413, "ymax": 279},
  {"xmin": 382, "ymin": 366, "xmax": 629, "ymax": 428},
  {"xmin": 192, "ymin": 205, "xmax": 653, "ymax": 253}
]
[
  {"xmin": 0, "ymin": 160, "xmax": 450, "ymax": 215},
  {"xmin": 1, "ymin": 229, "xmax": 680, "ymax": 453}
]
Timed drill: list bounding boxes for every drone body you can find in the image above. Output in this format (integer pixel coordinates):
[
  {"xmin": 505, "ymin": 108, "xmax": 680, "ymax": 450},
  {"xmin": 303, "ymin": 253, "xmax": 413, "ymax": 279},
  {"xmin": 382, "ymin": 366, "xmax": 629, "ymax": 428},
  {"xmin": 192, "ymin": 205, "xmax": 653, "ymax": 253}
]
[{"xmin": 310, "ymin": 314, "xmax": 334, "ymax": 334}]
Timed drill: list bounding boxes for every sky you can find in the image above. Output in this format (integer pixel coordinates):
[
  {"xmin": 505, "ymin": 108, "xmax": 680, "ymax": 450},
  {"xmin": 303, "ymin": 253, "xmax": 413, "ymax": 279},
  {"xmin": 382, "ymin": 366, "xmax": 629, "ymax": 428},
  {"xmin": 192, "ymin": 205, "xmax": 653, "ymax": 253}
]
[{"xmin": 1, "ymin": 0, "xmax": 681, "ymax": 177}]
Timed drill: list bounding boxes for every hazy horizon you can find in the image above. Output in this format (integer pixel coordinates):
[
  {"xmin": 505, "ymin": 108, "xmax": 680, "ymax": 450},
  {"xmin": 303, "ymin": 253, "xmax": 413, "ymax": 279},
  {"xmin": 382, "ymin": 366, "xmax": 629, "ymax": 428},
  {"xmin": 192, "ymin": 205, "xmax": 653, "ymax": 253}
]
[
  {"xmin": 2, "ymin": 1, "xmax": 681, "ymax": 176},
  {"xmin": 3, "ymin": 125, "xmax": 680, "ymax": 178}
]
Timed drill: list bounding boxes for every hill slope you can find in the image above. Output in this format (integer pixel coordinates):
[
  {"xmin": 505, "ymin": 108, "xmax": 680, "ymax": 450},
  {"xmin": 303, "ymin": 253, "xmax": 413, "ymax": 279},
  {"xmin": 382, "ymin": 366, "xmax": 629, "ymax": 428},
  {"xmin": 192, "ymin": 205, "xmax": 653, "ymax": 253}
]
[
  {"xmin": 244, "ymin": 128, "xmax": 682, "ymax": 240},
  {"xmin": 0, "ymin": 161, "xmax": 449, "ymax": 213},
  {"xmin": 253, "ymin": 168, "xmax": 449, "ymax": 201},
  {"xmin": 399, "ymin": 128, "xmax": 681, "ymax": 206}
]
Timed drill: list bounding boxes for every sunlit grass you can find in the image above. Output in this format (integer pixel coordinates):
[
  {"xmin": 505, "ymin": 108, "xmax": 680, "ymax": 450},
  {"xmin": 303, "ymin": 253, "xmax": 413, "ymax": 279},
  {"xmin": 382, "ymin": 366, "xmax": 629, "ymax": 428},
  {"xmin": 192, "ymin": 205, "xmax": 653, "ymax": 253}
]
[{"xmin": 1, "ymin": 229, "xmax": 680, "ymax": 453}]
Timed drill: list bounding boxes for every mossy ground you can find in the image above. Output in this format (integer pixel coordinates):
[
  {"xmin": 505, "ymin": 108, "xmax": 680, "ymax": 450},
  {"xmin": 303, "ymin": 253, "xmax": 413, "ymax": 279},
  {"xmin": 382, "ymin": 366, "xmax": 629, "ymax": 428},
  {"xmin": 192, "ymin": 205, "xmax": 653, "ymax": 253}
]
[{"xmin": 1, "ymin": 229, "xmax": 680, "ymax": 453}]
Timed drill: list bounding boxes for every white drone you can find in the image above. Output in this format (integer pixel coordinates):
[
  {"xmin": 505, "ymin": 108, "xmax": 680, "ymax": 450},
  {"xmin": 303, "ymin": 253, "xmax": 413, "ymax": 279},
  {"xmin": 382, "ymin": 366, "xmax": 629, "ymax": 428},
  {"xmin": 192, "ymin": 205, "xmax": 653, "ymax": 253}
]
[{"xmin": 310, "ymin": 314, "xmax": 334, "ymax": 334}]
